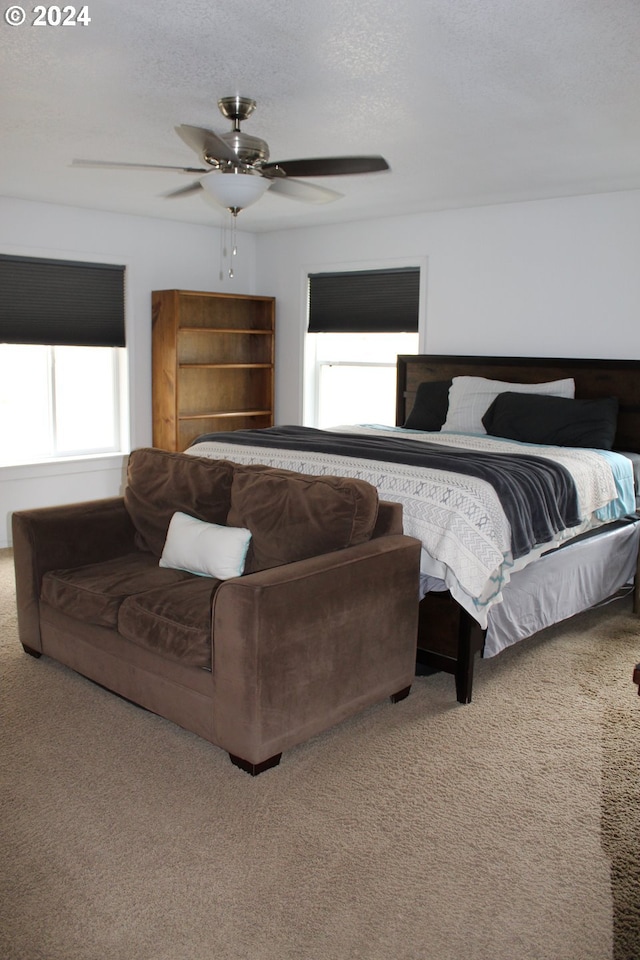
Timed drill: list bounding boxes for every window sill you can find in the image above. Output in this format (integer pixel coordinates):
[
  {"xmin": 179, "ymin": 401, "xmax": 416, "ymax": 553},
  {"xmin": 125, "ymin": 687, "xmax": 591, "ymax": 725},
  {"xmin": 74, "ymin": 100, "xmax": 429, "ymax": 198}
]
[{"xmin": 0, "ymin": 452, "xmax": 128, "ymax": 482}]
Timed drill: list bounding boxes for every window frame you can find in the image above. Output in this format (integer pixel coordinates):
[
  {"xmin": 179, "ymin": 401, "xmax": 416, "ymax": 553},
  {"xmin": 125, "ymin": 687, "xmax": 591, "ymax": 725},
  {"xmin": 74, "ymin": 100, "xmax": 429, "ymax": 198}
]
[
  {"xmin": 303, "ymin": 259, "xmax": 426, "ymax": 427},
  {"xmin": 0, "ymin": 247, "xmax": 131, "ymax": 468},
  {"xmin": 307, "ymin": 333, "xmax": 419, "ymax": 428},
  {"xmin": 0, "ymin": 342, "xmax": 127, "ymax": 467}
]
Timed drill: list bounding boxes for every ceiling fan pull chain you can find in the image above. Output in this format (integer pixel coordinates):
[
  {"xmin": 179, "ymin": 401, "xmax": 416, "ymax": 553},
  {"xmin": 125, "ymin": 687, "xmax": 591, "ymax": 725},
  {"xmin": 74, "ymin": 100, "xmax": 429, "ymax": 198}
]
[
  {"xmin": 228, "ymin": 211, "xmax": 238, "ymax": 278},
  {"xmin": 219, "ymin": 216, "xmax": 228, "ymax": 282}
]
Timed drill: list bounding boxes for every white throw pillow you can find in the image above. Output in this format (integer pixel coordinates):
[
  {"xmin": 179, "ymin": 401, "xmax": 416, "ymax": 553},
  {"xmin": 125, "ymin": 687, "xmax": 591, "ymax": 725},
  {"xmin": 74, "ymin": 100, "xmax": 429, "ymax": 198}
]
[
  {"xmin": 442, "ymin": 375, "xmax": 575, "ymax": 435},
  {"xmin": 159, "ymin": 512, "xmax": 252, "ymax": 580}
]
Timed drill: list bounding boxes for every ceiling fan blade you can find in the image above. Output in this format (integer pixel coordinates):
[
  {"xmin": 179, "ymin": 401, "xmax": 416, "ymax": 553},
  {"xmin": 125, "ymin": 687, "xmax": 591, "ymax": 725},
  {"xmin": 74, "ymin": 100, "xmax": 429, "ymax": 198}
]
[
  {"xmin": 267, "ymin": 177, "xmax": 343, "ymax": 204},
  {"xmin": 72, "ymin": 158, "xmax": 207, "ymax": 174},
  {"xmin": 262, "ymin": 155, "xmax": 389, "ymax": 177},
  {"xmin": 175, "ymin": 124, "xmax": 238, "ymax": 164},
  {"xmin": 162, "ymin": 181, "xmax": 204, "ymax": 199}
]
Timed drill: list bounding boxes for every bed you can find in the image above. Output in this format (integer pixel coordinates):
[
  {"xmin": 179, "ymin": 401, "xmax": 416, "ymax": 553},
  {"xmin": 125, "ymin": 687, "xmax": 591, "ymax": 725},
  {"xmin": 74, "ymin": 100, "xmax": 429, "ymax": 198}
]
[{"xmin": 186, "ymin": 355, "xmax": 640, "ymax": 703}]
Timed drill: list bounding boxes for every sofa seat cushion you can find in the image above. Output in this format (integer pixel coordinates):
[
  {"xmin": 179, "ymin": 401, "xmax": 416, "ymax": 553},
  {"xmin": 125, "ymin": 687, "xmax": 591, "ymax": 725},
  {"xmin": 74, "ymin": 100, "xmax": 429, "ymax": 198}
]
[
  {"xmin": 41, "ymin": 553, "xmax": 195, "ymax": 629},
  {"xmin": 227, "ymin": 464, "xmax": 380, "ymax": 573},
  {"xmin": 124, "ymin": 448, "xmax": 236, "ymax": 557},
  {"xmin": 118, "ymin": 577, "xmax": 220, "ymax": 668}
]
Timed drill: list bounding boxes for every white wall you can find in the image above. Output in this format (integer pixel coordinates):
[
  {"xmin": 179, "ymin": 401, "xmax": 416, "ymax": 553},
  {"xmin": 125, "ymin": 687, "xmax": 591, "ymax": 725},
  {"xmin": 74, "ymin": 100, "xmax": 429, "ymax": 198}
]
[
  {"xmin": 0, "ymin": 196, "xmax": 257, "ymax": 546},
  {"xmin": 256, "ymin": 189, "xmax": 640, "ymax": 423}
]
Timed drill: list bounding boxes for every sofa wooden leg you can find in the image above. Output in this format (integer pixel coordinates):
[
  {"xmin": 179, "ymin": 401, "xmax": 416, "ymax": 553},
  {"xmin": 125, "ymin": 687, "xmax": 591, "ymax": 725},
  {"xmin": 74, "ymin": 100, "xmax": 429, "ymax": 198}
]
[
  {"xmin": 390, "ymin": 685, "xmax": 411, "ymax": 703},
  {"xmin": 229, "ymin": 752, "xmax": 282, "ymax": 776},
  {"xmin": 22, "ymin": 644, "xmax": 42, "ymax": 659}
]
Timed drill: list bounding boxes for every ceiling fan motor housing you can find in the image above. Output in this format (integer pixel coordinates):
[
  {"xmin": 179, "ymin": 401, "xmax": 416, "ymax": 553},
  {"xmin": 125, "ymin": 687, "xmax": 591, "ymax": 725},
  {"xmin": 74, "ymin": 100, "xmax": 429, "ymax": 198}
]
[
  {"xmin": 207, "ymin": 96, "xmax": 268, "ymax": 168},
  {"xmin": 208, "ymin": 131, "xmax": 270, "ymax": 168}
]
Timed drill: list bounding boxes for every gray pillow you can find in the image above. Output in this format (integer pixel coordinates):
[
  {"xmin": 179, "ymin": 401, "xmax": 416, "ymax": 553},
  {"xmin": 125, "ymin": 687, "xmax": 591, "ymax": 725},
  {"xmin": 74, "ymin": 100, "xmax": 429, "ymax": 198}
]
[
  {"xmin": 404, "ymin": 380, "xmax": 452, "ymax": 431},
  {"xmin": 482, "ymin": 393, "xmax": 619, "ymax": 449}
]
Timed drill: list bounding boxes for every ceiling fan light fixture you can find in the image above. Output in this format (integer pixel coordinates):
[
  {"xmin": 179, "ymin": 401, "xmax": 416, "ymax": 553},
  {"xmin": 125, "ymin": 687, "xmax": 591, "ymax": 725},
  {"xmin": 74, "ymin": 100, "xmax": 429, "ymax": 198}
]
[{"xmin": 200, "ymin": 169, "xmax": 271, "ymax": 212}]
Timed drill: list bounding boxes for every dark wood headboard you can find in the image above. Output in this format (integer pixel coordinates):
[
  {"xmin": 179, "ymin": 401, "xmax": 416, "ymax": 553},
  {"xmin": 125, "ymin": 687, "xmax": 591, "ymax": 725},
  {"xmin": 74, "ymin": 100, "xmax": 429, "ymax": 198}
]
[{"xmin": 396, "ymin": 355, "xmax": 640, "ymax": 454}]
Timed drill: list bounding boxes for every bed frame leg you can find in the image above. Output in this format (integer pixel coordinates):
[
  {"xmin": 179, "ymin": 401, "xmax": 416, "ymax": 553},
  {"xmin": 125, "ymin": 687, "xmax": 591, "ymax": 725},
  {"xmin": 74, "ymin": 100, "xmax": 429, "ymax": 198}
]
[
  {"xmin": 416, "ymin": 593, "xmax": 484, "ymax": 704},
  {"xmin": 455, "ymin": 610, "xmax": 483, "ymax": 704},
  {"xmin": 455, "ymin": 649, "xmax": 475, "ymax": 704}
]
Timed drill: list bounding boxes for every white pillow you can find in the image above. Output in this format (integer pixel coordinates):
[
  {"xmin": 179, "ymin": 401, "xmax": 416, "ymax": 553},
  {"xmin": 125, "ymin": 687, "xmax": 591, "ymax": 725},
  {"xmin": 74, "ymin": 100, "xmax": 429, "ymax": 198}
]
[
  {"xmin": 442, "ymin": 376, "xmax": 575, "ymax": 435},
  {"xmin": 159, "ymin": 512, "xmax": 252, "ymax": 580}
]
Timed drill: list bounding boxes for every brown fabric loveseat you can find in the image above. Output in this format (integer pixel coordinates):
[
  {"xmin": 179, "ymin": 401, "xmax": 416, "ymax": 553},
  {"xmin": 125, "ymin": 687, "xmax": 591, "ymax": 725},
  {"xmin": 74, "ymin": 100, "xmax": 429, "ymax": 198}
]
[{"xmin": 12, "ymin": 448, "xmax": 421, "ymax": 774}]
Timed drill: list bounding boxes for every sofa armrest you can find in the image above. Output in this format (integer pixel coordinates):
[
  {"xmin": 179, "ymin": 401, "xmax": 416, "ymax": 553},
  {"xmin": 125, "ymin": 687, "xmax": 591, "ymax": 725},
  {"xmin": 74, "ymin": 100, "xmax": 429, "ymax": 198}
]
[
  {"xmin": 210, "ymin": 533, "xmax": 421, "ymax": 765},
  {"xmin": 12, "ymin": 497, "xmax": 137, "ymax": 651}
]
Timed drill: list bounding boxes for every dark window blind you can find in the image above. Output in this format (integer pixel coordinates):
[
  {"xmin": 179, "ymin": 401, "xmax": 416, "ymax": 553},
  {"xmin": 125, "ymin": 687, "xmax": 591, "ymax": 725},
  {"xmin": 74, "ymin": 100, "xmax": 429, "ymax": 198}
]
[
  {"xmin": 0, "ymin": 255, "xmax": 126, "ymax": 347},
  {"xmin": 308, "ymin": 267, "xmax": 419, "ymax": 333}
]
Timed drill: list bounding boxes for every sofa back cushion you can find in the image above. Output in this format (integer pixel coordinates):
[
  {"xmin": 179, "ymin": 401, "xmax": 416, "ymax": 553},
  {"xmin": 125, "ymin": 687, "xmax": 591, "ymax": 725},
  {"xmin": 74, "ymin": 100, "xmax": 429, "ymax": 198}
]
[
  {"xmin": 124, "ymin": 448, "xmax": 235, "ymax": 557},
  {"xmin": 226, "ymin": 464, "xmax": 379, "ymax": 573}
]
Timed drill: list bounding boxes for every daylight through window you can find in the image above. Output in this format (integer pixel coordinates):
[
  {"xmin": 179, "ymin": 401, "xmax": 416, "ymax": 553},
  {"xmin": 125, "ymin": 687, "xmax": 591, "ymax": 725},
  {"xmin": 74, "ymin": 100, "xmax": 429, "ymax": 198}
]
[{"xmin": 0, "ymin": 344, "xmax": 124, "ymax": 466}]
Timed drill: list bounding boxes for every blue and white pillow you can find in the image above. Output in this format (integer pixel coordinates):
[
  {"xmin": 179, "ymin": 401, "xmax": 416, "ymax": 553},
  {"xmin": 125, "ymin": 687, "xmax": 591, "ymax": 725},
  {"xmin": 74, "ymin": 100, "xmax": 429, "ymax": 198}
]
[{"xmin": 159, "ymin": 512, "xmax": 252, "ymax": 580}]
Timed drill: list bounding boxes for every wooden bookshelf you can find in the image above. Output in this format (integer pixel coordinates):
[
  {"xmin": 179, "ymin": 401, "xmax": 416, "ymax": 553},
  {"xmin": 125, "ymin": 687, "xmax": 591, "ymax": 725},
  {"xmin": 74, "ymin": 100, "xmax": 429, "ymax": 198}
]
[{"xmin": 152, "ymin": 289, "xmax": 275, "ymax": 451}]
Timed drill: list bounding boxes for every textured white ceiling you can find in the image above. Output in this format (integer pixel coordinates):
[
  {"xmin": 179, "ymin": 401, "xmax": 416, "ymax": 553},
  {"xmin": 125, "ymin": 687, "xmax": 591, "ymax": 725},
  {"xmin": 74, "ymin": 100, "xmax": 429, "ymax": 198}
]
[{"xmin": 2, "ymin": 0, "xmax": 640, "ymax": 232}]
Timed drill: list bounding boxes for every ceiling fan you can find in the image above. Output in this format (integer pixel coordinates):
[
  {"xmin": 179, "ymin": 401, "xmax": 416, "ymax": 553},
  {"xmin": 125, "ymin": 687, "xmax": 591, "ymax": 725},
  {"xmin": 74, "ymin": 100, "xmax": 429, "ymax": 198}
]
[{"xmin": 73, "ymin": 95, "xmax": 390, "ymax": 216}]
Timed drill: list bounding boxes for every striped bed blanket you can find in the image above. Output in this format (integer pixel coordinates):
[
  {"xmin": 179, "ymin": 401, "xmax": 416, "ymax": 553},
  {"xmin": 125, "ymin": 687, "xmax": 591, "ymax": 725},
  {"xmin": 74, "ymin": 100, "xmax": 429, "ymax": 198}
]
[{"xmin": 186, "ymin": 424, "xmax": 635, "ymax": 627}]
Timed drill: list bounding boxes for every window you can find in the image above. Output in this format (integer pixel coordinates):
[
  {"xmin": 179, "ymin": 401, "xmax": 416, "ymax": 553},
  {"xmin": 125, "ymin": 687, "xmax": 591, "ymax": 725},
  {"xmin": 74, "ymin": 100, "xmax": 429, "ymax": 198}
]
[
  {"xmin": 0, "ymin": 344, "xmax": 123, "ymax": 466},
  {"xmin": 309, "ymin": 331, "xmax": 419, "ymax": 428},
  {"xmin": 0, "ymin": 254, "xmax": 126, "ymax": 467},
  {"xmin": 306, "ymin": 267, "xmax": 420, "ymax": 427}
]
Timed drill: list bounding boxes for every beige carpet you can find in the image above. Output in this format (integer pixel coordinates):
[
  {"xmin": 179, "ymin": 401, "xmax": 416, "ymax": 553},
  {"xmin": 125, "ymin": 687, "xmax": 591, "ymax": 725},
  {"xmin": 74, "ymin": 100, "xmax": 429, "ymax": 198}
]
[{"xmin": 1, "ymin": 546, "xmax": 639, "ymax": 960}]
